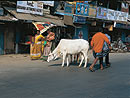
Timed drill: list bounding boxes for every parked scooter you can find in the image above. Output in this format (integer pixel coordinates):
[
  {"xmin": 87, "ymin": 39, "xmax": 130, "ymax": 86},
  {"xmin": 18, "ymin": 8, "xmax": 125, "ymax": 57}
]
[{"xmin": 111, "ymin": 38, "xmax": 128, "ymax": 52}]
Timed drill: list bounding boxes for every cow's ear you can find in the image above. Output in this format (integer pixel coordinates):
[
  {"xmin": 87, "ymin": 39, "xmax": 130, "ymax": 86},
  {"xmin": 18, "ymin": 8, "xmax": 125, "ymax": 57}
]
[
  {"xmin": 48, "ymin": 53, "xmax": 52, "ymax": 56},
  {"xmin": 49, "ymin": 52, "xmax": 52, "ymax": 55}
]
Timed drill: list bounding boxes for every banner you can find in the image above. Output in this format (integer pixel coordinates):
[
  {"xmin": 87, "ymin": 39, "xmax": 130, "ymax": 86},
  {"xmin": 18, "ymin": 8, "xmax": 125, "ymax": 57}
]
[
  {"xmin": 17, "ymin": 1, "xmax": 43, "ymax": 15},
  {"xmin": 107, "ymin": 9, "xmax": 128, "ymax": 22},
  {"xmin": 88, "ymin": 6, "xmax": 96, "ymax": 18},
  {"xmin": 33, "ymin": 22, "xmax": 56, "ymax": 34},
  {"xmin": 96, "ymin": 7, "xmax": 107, "ymax": 19},
  {"xmin": 75, "ymin": 2, "xmax": 89, "ymax": 16}
]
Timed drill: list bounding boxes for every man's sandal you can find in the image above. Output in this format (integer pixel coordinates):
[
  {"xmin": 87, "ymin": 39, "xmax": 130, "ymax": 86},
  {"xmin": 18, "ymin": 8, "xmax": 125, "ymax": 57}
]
[{"xmin": 89, "ymin": 67, "xmax": 95, "ymax": 72}]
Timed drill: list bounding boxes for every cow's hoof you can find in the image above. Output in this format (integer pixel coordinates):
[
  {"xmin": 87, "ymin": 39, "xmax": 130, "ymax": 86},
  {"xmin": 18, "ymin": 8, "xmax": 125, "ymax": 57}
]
[
  {"xmin": 84, "ymin": 66, "xmax": 87, "ymax": 68},
  {"xmin": 78, "ymin": 66, "xmax": 81, "ymax": 68},
  {"xmin": 61, "ymin": 66, "xmax": 64, "ymax": 67}
]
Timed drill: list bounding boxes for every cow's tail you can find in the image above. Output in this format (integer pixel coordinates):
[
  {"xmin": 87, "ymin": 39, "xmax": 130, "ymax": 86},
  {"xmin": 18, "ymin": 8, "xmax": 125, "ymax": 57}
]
[{"xmin": 88, "ymin": 48, "xmax": 92, "ymax": 55}]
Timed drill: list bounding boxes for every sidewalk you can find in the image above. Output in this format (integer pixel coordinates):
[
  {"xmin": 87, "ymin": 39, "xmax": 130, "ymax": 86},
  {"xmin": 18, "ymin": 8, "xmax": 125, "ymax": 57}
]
[{"xmin": 0, "ymin": 54, "xmax": 30, "ymax": 61}]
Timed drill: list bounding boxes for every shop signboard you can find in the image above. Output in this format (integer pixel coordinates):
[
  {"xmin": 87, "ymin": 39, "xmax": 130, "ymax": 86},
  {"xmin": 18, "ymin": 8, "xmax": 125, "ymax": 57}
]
[
  {"xmin": 114, "ymin": 11, "xmax": 128, "ymax": 22},
  {"xmin": 96, "ymin": 7, "xmax": 107, "ymax": 19},
  {"xmin": 107, "ymin": 9, "xmax": 115, "ymax": 21},
  {"xmin": 107, "ymin": 9, "xmax": 128, "ymax": 22},
  {"xmin": 116, "ymin": 23, "xmax": 130, "ymax": 30},
  {"xmin": 17, "ymin": 1, "xmax": 43, "ymax": 15},
  {"xmin": 64, "ymin": 2, "xmax": 74, "ymax": 14},
  {"xmin": 88, "ymin": 5, "xmax": 96, "ymax": 18},
  {"xmin": 0, "ymin": 8, "xmax": 3, "ymax": 16},
  {"xmin": 75, "ymin": 2, "xmax": 89, "ymax": 16},
  {"xmin": 73, "ymin": 16, "xmax": 86, "ymax": 24}
]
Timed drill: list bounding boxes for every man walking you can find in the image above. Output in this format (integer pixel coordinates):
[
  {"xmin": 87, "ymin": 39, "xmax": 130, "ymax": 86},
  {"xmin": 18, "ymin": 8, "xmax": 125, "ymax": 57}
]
[
  {"xmin": 104, "ymin": 33, "xmax": 111, "ymax": 67},
  {"xmin": 89, "ymin": 28, "xmax": 111, "ymax": 72}
]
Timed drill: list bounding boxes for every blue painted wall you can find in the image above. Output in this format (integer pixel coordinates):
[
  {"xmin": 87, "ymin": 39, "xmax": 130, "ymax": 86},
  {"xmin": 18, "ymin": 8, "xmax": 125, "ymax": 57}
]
[{"xmin": 73, "ymin": 24, "xmax": 88, "ymax": 40}]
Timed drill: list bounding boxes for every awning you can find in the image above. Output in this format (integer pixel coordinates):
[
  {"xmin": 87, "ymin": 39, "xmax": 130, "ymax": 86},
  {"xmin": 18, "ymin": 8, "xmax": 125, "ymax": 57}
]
[
  {"xmin": 3, "ymin": 7, "xmax": 65, "ymax": 27},
  {"xmin": 0, "ymin": 15, "xmax": 18, "ymax": 21}
]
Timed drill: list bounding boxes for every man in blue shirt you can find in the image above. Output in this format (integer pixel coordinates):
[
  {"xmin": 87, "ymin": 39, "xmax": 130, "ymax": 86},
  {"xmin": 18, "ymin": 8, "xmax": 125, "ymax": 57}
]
[{"xmin": 104, "ymin": 33, "xmax": 111, "ymax": 67}]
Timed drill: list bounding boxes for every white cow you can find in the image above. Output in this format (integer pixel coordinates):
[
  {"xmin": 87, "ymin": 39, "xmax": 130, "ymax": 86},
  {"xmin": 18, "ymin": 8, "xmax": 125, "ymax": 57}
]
[{"xmin": 47, "ymin": 39, "xmax": 89, "ymax": 68}]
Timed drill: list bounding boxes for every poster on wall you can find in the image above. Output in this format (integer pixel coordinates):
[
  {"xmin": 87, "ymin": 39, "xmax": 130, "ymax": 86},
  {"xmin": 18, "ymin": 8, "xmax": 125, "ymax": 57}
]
[
  {"xmin": 96, "ymin": 7, "xmax": 107, "ymax": 19},
  {"xmin": 88, "ymin": 6, "xmax": 96, "ymax": 18},
  {"xmin": 73, "ymin": 25, "xmax": 88, "ymax": 40},
  {"xmin": 17, "ymin": 1, "xmax": 43, "ymax": 15},
  {"xmin": 76, "ymin": 2, "xmax": 89, "ymax": 16}
]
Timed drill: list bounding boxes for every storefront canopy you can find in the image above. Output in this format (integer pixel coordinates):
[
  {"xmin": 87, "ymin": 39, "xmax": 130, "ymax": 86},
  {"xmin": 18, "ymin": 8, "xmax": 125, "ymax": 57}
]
[
  {"xmin": 4, "ymin": 7, "xmax": 65, "ymax": 27},
  {"xmin": 32, "ymin": 22, "xmax": 56, "ymax": 34}
]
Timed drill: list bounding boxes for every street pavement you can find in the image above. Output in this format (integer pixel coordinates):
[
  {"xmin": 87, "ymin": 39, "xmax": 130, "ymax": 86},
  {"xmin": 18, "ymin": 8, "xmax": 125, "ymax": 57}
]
[{"xmin": 0, "ymin": 53, "xmax": 130, "ymax": 98}]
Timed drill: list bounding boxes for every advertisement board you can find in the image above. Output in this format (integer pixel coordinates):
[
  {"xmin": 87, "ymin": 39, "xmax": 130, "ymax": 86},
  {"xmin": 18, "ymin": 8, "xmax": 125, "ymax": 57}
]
[
  {"xmin": 75, "ymin": 2, "xmax": 89, "ymax": 16},
  {"xmin": 96, "ymin": 7, "xmax": 107, "ymax": 19},
  {"xmin": 73, "ymin": 16, "xmax": 86, "ymax": 24},
  {"xmin": 88, "ymin": 6, "xmax": 96, "ymax": 18},
  {"xmin": 107, "ymin": 9, "xmax": 128, "ymax": 22},
  {"xmin": 17, "ymin": 1, "xmax": 43, "ymax": 15}
]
